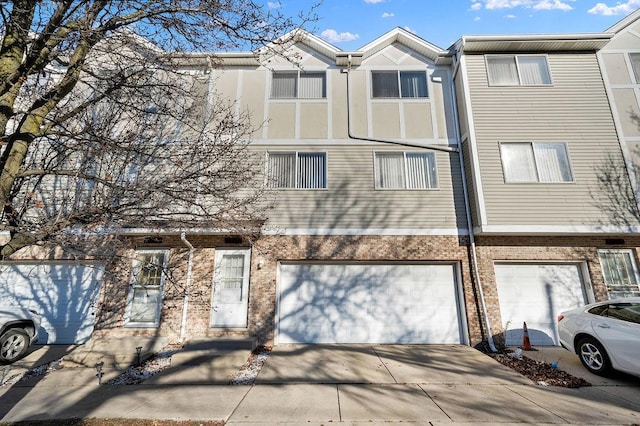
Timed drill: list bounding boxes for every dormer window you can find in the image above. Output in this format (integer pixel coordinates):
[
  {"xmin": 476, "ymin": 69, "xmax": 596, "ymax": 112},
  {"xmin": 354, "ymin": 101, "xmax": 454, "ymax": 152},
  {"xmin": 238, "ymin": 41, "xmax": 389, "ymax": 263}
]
[
  {"xmin": 371, "ymin": 71, "xmax": 428, "ymax": 98},
  {"xmin": 271, "ymin": 71, "xmax": 326, "ymax": 99}
]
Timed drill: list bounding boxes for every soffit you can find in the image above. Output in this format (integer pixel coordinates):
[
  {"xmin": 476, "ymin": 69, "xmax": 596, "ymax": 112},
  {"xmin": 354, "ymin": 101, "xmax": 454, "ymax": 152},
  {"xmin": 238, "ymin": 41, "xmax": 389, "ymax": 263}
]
[{"xmin": 458, "ymin": 34, "xmax": 613, "ymax": 53}]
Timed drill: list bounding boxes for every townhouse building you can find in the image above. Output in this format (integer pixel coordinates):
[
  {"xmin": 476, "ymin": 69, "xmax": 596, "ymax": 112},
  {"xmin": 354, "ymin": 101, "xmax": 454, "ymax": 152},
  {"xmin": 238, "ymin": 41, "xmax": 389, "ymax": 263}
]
[{"xmin": 1, "ymin": 11, "xmax": 640, "ymax": 351}]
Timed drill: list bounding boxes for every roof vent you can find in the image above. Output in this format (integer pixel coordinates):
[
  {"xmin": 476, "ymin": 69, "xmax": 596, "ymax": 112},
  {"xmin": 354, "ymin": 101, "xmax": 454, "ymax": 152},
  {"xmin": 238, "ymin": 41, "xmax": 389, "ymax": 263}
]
[
  {"xmin": 224, "ymin": 236, "xmax": 243, "ymax": 245},
  {"xmin": 605, "ymin": 238, "xmax": 625, "ymax": 245}
]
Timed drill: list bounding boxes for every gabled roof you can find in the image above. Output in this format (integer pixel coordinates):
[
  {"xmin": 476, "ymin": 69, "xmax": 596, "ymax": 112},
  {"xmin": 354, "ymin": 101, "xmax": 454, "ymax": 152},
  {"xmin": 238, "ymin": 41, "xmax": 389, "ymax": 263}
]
[
  {"xmin": 357, "ymin": 27, "xmax": 445, "ymax": 63},
  {"xmin": 606, "ymin": 7, "xmax": 640, "ymax": 34},
  {"xmin": 169, "ymin": 28, "xmax": 448, "ymax": 68}
]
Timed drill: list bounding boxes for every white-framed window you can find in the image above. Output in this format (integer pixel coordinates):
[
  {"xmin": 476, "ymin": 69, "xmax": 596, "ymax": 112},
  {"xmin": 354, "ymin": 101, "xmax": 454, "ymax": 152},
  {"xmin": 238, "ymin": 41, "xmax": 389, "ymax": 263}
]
[
  {"xmin": 371, "ymin": 71, "xmax": 428, "ymax": 98},
  {"xmin": 267, "ymin": 152, "xmax": 327, "ymax": 189},
  {"xmin": 500, "ymin": 142, "xmax": 573, "ymax": 183},
  {"xmin": 271, "ymin": 71, "xmax": 326, "ymax": 99},
  {"xmin": 374, "ymin": 151, "xmax": 438, "ymax": 189},
  {"xmin": 486, "ymin": 55, "xmax": 552, "ymax": 86},
  {"xmin": 125, "ymin": 249, "xmax": 168, "ymax": 327},
  {"xmin": 598, "ymin": 249, "xmax": 640, "ymax": 298},
  {"xmin": 629, "ymin": 53, "xmax": 640, "ymax": 83}
]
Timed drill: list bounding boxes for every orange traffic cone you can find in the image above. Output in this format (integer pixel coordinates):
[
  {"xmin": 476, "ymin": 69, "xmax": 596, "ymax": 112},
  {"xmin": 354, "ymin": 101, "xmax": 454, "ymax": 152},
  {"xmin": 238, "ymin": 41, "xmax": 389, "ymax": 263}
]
[{"xmin": 521, "ymin": 321, "xmax": 533, "ymax": 350}]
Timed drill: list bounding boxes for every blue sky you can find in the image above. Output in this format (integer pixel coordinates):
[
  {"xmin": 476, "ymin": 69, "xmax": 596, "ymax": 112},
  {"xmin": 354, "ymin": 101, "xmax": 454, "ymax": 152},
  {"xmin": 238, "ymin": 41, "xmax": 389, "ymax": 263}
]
[{"xmin": 263, "ymin": 0, "xmax": 640, "ymax": 50}]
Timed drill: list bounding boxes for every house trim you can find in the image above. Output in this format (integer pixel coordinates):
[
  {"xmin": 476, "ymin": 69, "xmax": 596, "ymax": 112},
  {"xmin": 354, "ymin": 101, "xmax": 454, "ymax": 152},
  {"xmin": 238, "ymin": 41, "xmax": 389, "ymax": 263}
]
[
  {"xmin": 475, "ymin": 225, "xmax": 640, "ymax": 235},
  {"xmin": 458, "ymin": 54, "xmax": 488, "ymax": 227},
  {"xmin": 262, "ymin": 228, "xmax": 468, "ymax": 236}
]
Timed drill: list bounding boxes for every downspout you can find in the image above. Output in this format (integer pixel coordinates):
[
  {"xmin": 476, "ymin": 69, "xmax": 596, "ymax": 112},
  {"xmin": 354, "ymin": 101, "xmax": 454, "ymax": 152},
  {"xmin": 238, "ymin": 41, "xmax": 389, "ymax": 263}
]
[
  {"xmin": 179, "ymin": 232, "xmax": 194, "ymax": 343},
  {"xmin": 450, "ymin": 50, "xmax": 497, "ymax": 352},
  {"xmin": 343, "ymin": 51, "xmax": 494, "ymax": 350},
  {"xmin": 343, "ymin": 55, "xmax": 458, "ymax": 153}
]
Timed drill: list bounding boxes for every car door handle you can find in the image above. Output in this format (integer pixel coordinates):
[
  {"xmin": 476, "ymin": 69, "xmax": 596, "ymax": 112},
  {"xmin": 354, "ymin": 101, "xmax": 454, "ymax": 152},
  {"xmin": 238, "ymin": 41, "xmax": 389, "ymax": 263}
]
[{"xmin": 596, "ymin": 323, "xmax": 611, "ymax": 329}]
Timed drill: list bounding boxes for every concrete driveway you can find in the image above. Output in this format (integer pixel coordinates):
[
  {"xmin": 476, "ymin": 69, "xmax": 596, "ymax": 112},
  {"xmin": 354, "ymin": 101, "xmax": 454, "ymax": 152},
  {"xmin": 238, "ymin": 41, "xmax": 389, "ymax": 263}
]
[
  {"xmin": 256, "ymin": 344, "xmax": 531, "ymax": 384},
  {"xmin": 524, "ymin": 345, "xmax": 640, "ymax": 386}
]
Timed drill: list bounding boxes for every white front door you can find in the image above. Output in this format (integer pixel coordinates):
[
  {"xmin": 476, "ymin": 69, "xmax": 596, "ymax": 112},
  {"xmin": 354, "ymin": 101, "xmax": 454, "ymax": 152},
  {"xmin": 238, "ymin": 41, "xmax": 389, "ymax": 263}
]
[{"xmin": 210, "ymin": 248, "xmax": 251, "ymax": 328}]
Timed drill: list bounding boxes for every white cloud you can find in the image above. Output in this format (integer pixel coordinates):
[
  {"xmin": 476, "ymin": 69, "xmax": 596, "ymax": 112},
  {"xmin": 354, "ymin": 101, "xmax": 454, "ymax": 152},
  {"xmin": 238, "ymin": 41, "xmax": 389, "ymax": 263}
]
[
  {"xmin": 364, "ymin": 0, "xmax": 385, "ymax": 3},
  {"xmin": 321, "ymin": 29, "xmax": 360, "ymax": 43},
  {"xmin": 474, "ymin": 16, "xmax": 482, "ymax": 20},
  {"xmin": 381, "ymin": 12, "xmax": 395, "ymax": 18},
  {"xmin": 505, "ymin": 13, "xmax": 517, "ymax": 18},
  {"xmin": 472, "ymin": 0, "xmax": 575, "ymax": 11},
  {"xmin": 588, "ymin": 0, "xmax": 640, "ymax": 15},
  {"xmin": 267, "ymin": 1, "xmax": 282, "ymax": 9},
  {"xmin": 404, "ymin": 26, "xmax": 416, "ymax": 34},
  {"xmin": 532, "ymin": 0, "xmax": 573, "ymax": 10}
]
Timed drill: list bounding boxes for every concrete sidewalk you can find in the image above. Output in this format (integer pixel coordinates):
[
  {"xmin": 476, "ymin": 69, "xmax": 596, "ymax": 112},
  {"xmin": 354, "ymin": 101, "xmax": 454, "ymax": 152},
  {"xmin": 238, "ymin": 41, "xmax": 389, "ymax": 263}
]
[{"xmin": 1, "ymin": 344, "xmax": 639, "ymax": 424}]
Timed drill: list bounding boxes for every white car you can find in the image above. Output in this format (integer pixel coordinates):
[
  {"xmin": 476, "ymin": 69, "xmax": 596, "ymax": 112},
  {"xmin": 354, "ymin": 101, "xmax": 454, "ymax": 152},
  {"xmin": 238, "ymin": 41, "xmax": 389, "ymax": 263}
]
[
  {"xmin": 557, "ymin": 298, "xmax": 640, "ymax": 377},
  {"xmin": 0, "ymin": 307, "xmax": 41, "ymax": 364}
]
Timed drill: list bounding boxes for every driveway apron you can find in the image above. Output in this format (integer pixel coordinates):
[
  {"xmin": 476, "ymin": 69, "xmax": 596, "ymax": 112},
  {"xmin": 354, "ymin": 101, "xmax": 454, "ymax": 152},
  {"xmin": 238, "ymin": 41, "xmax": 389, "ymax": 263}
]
[{"xmin": 255, "ymin": 344, "xmax": 530, "ymax": 384}]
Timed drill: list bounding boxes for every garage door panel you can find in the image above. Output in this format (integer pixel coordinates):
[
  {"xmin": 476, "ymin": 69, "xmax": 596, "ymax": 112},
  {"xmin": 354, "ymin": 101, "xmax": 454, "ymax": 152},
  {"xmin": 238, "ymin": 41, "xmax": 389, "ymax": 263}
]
[
  {"xmin": 495, "ymin": 264, "xmax": 587, "ymax": 346},
  {"xmin": 0, "ymin": 264, "xmax": 104, "ymax": 344},
  {"xmin": 278, "ymin": 263, "xmax": 462, "ymax": 344}
]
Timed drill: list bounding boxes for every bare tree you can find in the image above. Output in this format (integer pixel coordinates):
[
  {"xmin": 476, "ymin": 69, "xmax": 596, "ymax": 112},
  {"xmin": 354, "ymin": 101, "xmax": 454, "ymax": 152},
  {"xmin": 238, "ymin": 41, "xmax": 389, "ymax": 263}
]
[
  {"xmin": 0, "ymin": 0, "xmax": 318, "ymax": 258},
  {"xmin": 593, "ymin": 150, "xmax": 640, "ymax": 229}
]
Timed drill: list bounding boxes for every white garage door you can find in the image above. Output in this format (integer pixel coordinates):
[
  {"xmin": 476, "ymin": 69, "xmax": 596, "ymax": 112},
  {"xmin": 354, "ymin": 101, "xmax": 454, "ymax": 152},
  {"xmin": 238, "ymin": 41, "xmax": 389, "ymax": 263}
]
[
  {"xmin": 495, "ymin": 263, "xmax": 589, "ymax": 346},
  {"xmin": 277, "ymin": 263, "xmax": 465, "ymax": 344},
  {"xmin": 0, "ymin": 263, "xmax": 104, "ymax": 344}
]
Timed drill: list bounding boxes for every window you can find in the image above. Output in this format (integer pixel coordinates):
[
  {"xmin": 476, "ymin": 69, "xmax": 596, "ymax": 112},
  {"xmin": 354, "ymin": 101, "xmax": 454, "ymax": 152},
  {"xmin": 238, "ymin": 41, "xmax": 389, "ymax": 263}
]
[
  {"xmin": 271, "ymin": 71, "xmax": 326, "ymax": 99},
  {"xmin": 500, "ymin": 142, "xmax": 573, "ymax": 183},
  {"xmin": 598, "ymin": 250, "xmax": 640, "ymax": 298},
  {"xmin": 589, "ymin": 303, "xmax": 640, "ymax": 324},
  {"xmin": 267, "ymin": 152, "xmax": 327, "ymax": 189},
  {"xmin": 486, "ymin": 55, "xmax": 551, "ymax": 86},
  {"xmin": 372, "ymin": 71, "xmax": 428, "ymax": 98},
  {"xmin": 375, "ymin": 152, "xmax": 437, "ymax": 189},
  {"xmin": 630, "ymin": 53, "xmax": 640, "ymax": 83},
  {"xmin": 125, "ymin": 250, "xmax": 168, "ymax": 327}
]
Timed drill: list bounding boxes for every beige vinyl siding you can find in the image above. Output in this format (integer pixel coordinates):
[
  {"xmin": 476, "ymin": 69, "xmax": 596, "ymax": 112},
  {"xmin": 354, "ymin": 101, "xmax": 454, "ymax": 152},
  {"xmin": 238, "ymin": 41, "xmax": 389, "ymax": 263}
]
[
  {"xmin": 465, "ymin": 53, "xmax": 623, "ymax": 226},
  {"xmin": 300, "ymin": 103, "xmax": 329, "ymax": 139},
  {"xmin": 604, "ymin": 20, "xmax": 640, "ymax": 50},
  {"xmin": 212, "ymin": 69, "xmax": 238, "ymax": 101},
  {"xmin": 432, "ymin": 69, "xmax": 455, "ymax": 140},
  {"xmin": 612, "ymin": 88, "xmax": 640, "ymax": 137},
  {"xmin": 602, "ymin": 53, "xmax": 633, "ymax": 85},
  {"xmin": 267, "ymin": 103, "xmax": 296, "ymax": 139},
  {"xmin": 215, "ymin": 61, "xmax": 453, "ymax": 144},
  {"xmin": 257, "ymin": 144, "xmax": 466, "ymax": 231},
  {"xmin": 332, "ymin": 71, "xmax": 349, "ymax": 138},
  {"xmin": 241, "ymin": 70, "xmax": 267, "ymax": 140},
  {"xmin": 404, "ymin": 103, "xmax": 433, "ymax": 138},
  {"xmin": 347, "ymin": 70, "xmax": 369, "ymax": 137},
  {"xmin": 372, "ymin": 103, "xmax": 402, "ymax": 137},
  {"xmin": 462, "ymin": 139, "xmax": 480, "ymax": 227},
  {"xmin": 454, "ymin": 74, "xmax": 469, "ymax": 138},
  {"xmin": 176, "ymin": 75, "xmax": 208, "ymax": 140}
]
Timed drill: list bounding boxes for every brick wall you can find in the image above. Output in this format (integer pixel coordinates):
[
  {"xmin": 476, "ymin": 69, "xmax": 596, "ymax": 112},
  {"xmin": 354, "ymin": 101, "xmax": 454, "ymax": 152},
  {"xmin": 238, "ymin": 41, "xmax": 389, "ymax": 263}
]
[
  {"xmin": 17, "ymin": 232, "xmax": 638, "ymax": 349},
  {"xmin": 93, "ymin": 234, "xmax": 484, "ymax": 346},
  {"xmin": 473, "ymin": 235, "xmax": 640, "ymax": 346}
]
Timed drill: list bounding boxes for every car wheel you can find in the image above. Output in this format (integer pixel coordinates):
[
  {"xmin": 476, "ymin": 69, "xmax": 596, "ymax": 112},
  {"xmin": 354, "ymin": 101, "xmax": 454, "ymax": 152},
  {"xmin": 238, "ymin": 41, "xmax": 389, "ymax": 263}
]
[
  {"xmin": 577, "ymin": 336, "xmax": 611, "ymax": 376},
  {"xmin": 0, "ymin": 328, "xmax": 30, "ymax": 364}
]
